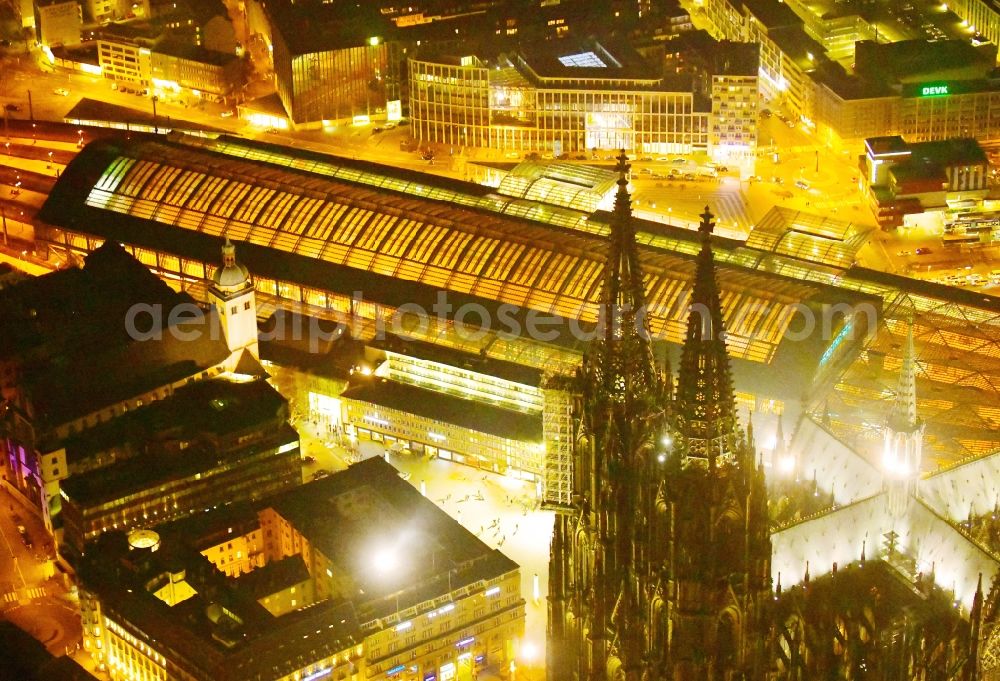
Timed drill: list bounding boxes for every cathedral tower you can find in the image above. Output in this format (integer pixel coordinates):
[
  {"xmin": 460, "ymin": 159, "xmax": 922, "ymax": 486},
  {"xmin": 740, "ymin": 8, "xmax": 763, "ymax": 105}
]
[{"xmin": 547, "ymin": 160, "xmax": 770, "ymax": 681}]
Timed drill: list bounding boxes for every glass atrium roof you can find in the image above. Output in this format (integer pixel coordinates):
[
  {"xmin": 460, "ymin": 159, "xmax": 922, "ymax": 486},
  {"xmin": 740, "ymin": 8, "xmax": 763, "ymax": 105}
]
[{"xmin": 79, "ymin": 135, "xmax": 825, "ymax": 365}]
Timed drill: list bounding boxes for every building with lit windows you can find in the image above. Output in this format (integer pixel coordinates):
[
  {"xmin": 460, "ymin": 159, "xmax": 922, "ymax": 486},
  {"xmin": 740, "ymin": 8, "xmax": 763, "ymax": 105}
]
[
  {"xmin": 79, "ymin": 457, "xmax": 525, "ymax": 681},
  {"xmin": 341, "ymin": 338, "xmax": 544, "ymax": 479},
  {"xmin": 706, "ymin": 0, "xmax": 821, "ymax": 119},
  {"xmin": 862, "ymin": 136, "xmax": 990, "ymax": 228},
  {"xmin": 36, "ymin": 133, "xmax": 1000, "ymax": 474},
  {"xmin": 410, "ymin": 39, "xmax": 712, "ymax": 154},
  {"xmin": 98, "ymin": 38, "xmax": 154, "ymax": 91},
  {"xmin": 0, "ymin": 242, "xmax": 239, "ymax": 536},
  {"xmin": 267, "ymin": 1, "xmax": 399, "ymax": 128},
  {"xmin": 150, "ymin": 42, "xmax": 243, "ymax": 103},
  {"xmin": 811, "ymin": 39, "xmax": 1000, "ymax": 145},
  {"xmin": 60, "ymin": 376, "xmax": 301, "ymax": 556}
]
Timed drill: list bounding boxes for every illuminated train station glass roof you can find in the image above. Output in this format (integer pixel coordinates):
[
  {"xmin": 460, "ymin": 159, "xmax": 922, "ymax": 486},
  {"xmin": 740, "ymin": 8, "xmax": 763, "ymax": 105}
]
[
  {"xmin": 36, "ymin": 133, "xmax": 1000, "ymax": 465},
  {"xmin": 52, "ymin": 134, "xmax": 826, "ymax": 367}
]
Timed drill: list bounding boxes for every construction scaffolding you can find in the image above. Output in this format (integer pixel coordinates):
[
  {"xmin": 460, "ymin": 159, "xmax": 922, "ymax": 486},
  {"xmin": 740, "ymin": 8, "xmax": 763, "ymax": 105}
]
[{"xmin": 542, "ymin": 375, "xmax": 576, "ymax": 512}]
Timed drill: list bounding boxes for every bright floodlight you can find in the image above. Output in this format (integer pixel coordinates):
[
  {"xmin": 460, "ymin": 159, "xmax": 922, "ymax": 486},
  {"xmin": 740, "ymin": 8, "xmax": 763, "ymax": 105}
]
[
  {"xmin": 373, "ymin": 547, "xmax": 398, "ymax": 574},
  {"xmin": 657, "ymin": 453, "xmax": 666, "ymax": 463},
  {"xmin": 661, "ymin": 434, "xmax": 673, "ymax": 447},
  {"xmin": 521, "ymin": 641, "xmax": 538, "ymax": 662},
  {"xmin": 778, "ymin": 455, "xmax": 795, "ymax": 474}
]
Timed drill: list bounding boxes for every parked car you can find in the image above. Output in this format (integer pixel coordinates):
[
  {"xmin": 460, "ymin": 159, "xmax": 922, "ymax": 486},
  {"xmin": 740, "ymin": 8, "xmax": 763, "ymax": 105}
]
[
  {"xmin": 420, "ymin": 150, "xmax": 435, "ymax": 161},
  {"xmin": 794, "ymin": 179, "xmax": 810, "ymax": 190},
  {"xmin": 915, "ymin": 247, "xmax": 932, "ymax": 255},
  {"xmin": 220, "ymin": 110, "xmax": 234, "ymax": 118},
  {"xmin": 53, "ymin": 88, "xmax": 70, "ymax": 96},
  {"xmin": 311, "ymin": 469, "xmax": 331, "ymax": 480},
  {"xmin": 4, "ymin": 103, "xmax": 21, "ymax": 112},
  {"xmin": 671, "ymin": 158, "xmax": 687, "ymax": 165},
  {"xmin": 682, "ymin": 172, "xmax": 696, "ymax": 180}
]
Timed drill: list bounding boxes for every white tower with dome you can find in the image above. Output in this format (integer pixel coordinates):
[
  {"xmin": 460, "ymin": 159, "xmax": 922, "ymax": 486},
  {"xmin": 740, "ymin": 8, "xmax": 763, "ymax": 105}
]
[{"xmin": 210, "ymin": 238, "xmax": 258, "ymax": 364}]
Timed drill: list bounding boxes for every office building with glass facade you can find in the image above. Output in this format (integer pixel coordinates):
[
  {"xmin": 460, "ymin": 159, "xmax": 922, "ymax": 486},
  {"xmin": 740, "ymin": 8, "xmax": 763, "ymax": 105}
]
[
  {"xmin": 410, "ymin": 39, "xmax": 711, "ymax": 154},
  {"xmin": 268, "ymin": 2, "xmax": 400, "ymax": 128}
]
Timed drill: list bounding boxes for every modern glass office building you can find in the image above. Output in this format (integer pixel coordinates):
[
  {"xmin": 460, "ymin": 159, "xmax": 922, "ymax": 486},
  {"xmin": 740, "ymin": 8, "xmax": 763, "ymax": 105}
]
[{"xmin": 410, "ymin": 41, "xmax": 711, "ymax": 154}]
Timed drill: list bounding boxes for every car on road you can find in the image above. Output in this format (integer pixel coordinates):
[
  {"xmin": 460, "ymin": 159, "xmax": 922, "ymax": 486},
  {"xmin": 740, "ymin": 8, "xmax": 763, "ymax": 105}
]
[
  {"xmin": 682, "ymin": 172, "xmax": 696, "ymax": 180},
  {"xmin": 794, "ymin": 179, "xmax": 810, "ymax": 190},
  {"xmin": 220, "ymin": 110, "xmax": 234, "ymax": 118},
  {"xmin": 4, "ymin": 103, "xmax": 21, "ymax": 112},
  {"xmin": 915, "ymin": 247, "xmax": 932, "ymax": 255},
  {"xmin": 372, "ymin": 126, "xmax": 384, "ymax": 134},
  {"xmin": 53, "ymin": 88, "xmax": 70, "ymax": 96},
  {"xmin": 311, "ymin": 469, "xmax": 331, "ymax": 480},
  {"xmin": 420, "ymin": 150, "xmax": 435, "ymax": 161},
  {"xmin": 990, "ymin": 269, "xmax": 1000, "ymax": 285},
  {"xmin": 760, "ymin": 109, "xmax": 772, "ymax": 118},
  {"xmin": 302, "ymin": 455, "xmax": 316, "ymax": 464},
  {"xmin": 896, "ymin": 250, "xmax": 911, "ymax": 257},
  {"xmin": 399, "ymin": 471, "xmax": 412, "ymax": 481},
  {"xmin": 968, "ymin": 273, "xmax": 986, "ymax": 286},
  {"xmin": 671, "ymin": 158, "xmax": 687, "ymax": 165}
]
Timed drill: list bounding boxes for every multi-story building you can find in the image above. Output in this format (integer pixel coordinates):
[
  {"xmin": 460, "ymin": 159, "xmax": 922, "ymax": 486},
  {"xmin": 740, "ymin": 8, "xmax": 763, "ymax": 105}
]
[
  {"xmin": 707, "ymin": 42, "xmax": 760, "ymax": 162},
  {"xmin": 411, "ymin": 38, "xmax": 711, "ymax": 155},
  {"xmin": 267, "ymin": 1, "xmax": 399, "ymax": 128},
  {"xmin": 97, "ymin": 38, "xmax": 154, "ymax": 91},
  {"xmin": 78, "ymin": 457, "xmax": 525, "ymax": 681},
  {"xmin": 59, "ymin": 377, "xmax": 301, "ymax": 555},
  {"xmin": 862, "ymin": 135, "xmax": 990, "ymax": 228},
  {"xmin": 35, "ymin": 0, "xmax": 82, "ymax": 48},
  {"xmin": 98, "ymin": 29, "xmax": 243, "ymax": 103},
  {"xmin": 812, "ymin": 39, "xmax": 1000, "ymax": 146},
  {"xmin": 948, "ymin": 0, "xmax": 1000, "ymax": 52},
  {"xmin": 0, "ymin": 242, "xmax": 237, "ymax": 535},
  {"xmin": 341, "ymin": 339, "xmax": 544, "ymax": 479},
  {"xmin": 150, "ymin": 42, "xmax": 243, "ymax": 102}
]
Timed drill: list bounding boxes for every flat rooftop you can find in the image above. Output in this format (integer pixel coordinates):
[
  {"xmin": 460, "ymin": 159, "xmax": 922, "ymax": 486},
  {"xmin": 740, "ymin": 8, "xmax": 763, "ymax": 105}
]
[
  {"xmin": 342, "ymin": 377, "xmax": 543, "ymax": 441},
  {"xmin": 61, "ymin": 378, "xmax": 294, "ymax": 506},
  {"xmin": 78, "ymin": 457, "xmax": 520, "ymax": 680}
]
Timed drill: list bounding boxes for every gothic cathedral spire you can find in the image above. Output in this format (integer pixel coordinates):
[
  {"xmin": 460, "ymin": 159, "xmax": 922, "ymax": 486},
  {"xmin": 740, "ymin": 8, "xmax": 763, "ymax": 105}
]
[
  {"xmin": 592, "ymin": 150, "xmax": 658, "ymax": 409},
  {"xmin": 675, "ymin": 207, "xmax": 738, "ymax": 469}
]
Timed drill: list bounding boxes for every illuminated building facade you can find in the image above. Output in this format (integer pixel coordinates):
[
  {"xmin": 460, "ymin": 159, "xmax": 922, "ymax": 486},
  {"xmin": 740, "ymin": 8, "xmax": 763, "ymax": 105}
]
[
  {"xmin": 410, "ymin": 40, "xmax": 711, "ymax": 154},
  {"xmin": 60, "ymin": 376, "xmax": 301, "ymax": 556},
  {"xmin": 862, "ymin": 135, "xmax": 990, "ymax": 228},
  {"xmin": 97, "ymin": 36, "xmax": 242, "ymax": 102},
  {"xmin": 39, "ymin": 132, "xmax": 1000, "ymax": 478},
  {"xmin": 0, "ymin": 242, "xmax": 235, "ymax": 535},
  {"xmin": 268, "ymin": 2, "xmax": 399, "ymax": 128},
  {"xmin": 79, "ymin": 458, "xmax": 525, "ymax": 681},
  {"xmin": 547, "ymin": 157, "xmax": 772, "ymax": 678},
  {"xmin": 812, "ymin": 40, "xmax": 1000, "ymax": 145},
  {"xmin": 340, "ymin": 343, "xmax": 543, "ymax": 478},
  {"xmin": 36, "ymin": 0, "xmax": 82, "ymax": 48}
]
